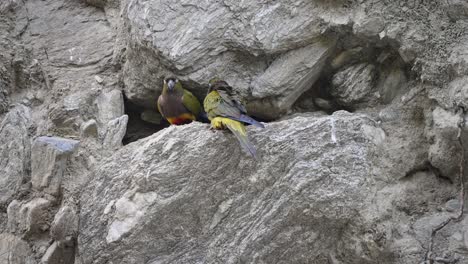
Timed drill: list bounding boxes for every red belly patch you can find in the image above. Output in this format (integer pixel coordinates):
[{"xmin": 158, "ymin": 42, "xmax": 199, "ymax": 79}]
[{"xmin": 167, "ymin": 113, "xmax": 196, "ymax": 125}]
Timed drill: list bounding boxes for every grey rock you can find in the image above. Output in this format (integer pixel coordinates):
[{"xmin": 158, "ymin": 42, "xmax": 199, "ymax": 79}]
[
  {"xmin": 31, "ymin": 136, "xmax": 80, "ymax": 196},
  {"xmin": 464, "ymin": 222, "xmax": 468, "ymax": 250},
  {"xmin": 94, "ymin": 75, "xmax": 104, "ymax": 84},
  {"xmin": 7, "ymin": 199, "xmax": 21, "ymax": 232},
  {"xmin": 48, "ymin": 91, "xmax": 98, "ymax": 137},
  {"xmin": 51, "ymin": 205, "xmax": 79, "ymax": 247},
  {"xmin": 102, "ymin": 115, "xmax": 128, "ymax": 150},
  {"xmin": 80, "ymin": 120, "xmax": 98, "ymax": 138},
  {"xmin": 17, "ymin": 198, "xmax": 51, "ymax": 236},
  {"xmin": 377, "ymin": 67, "xmax": 407, "ymax": 104},
  {"xmin": 446, "ymin": 0, "xmax": 468, "ymax": 21},
  {"xmin": 0, "ymin": 105, "xmax": 31, "ymax": 205},
  {"xmin": 428, "ymin": 107, "xmax": 462, "ymax": 181},
  {"xmin": 41, "ymin": 241, "xmax": 75, "ymax": 264},
  {"xmin": 0, "ymin": 233, "xmax": 35, "ymax": 264},
  {"xmin": 0, "ymin": 83, "xmax": 8, "ymax": 114},
  {"xmin": 96, "ymin": 90, "xmax": 124, "ymax": 126},
  {"xmin": 250, "ymin": 40, "xmax": 335, "ymax": 119},
  {"xmin": 378, "ymin": 107, "xmax": 401, "ymax": 122},
  {"xmin": 79, "ymin": 112, "xmax": 380, "ymax": 263},
  {"xmin": 330, "ymin": 63, "xmax": 377, "ymax": 109},
  {"xmin": 445, "ymin": 199, "xmax": 461, "ymax": 213},
  {"xmin": 371, "ymin": 97, "xmax": 430, "ymax": 181},
  {"xmin": 448, "ymin": 40, "xmax": 468, "ymax": 78},
  {"xmin": 448, "ymin": 77, "xmax": 468, "ymax": 109},
  {"xmin": 353, "ymin": 17, "xmax": 385, "ymax": 37}
]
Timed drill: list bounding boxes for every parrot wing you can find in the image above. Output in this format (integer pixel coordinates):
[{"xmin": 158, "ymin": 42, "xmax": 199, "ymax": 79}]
[
  {"xmin": 216, "ymin": 91, "xmax": 264, "ymax": 128},
  {"xmin": 217, "ymin": 89, "xmax": 247, "ymax": 114},
  {"xmin": 182, "ymin": 89, "xmax": 202, "ymax": 117},
  {"xmin": 157, "ymin": 96, "xmax": 165, "ymax": 118}
]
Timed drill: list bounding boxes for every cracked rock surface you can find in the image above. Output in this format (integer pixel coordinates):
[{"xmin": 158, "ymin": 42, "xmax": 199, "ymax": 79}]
[{"xmin": 0, "ymin": 0, "xmax": 468, "ymax": 264}]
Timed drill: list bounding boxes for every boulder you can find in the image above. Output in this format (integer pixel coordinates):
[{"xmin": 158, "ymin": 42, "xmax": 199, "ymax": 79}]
[
  {"xmin": 250, "ymin": 40, "xmax": 335, "ymax": 119},
  {"xmin": 79, "ymin": 111, "xmax": 382, "ymax": 263}
]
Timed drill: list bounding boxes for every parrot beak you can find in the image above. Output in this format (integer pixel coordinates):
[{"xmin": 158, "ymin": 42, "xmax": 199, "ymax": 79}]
[{"xmin": 167, "ymin": 79, "xmax": 175, "ymax": 91}]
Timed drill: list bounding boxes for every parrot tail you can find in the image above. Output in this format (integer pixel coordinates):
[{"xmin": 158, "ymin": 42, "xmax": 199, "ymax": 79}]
[
  {"xmin": 235, "ymin": 114, "xmax": 265, "ymax": 128},
  {"xmin": 221, "ymin": 118, "xmax": 257, "ymax": 158}
]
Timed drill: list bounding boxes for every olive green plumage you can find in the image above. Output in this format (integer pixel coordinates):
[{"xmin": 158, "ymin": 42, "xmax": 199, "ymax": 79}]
[{"xmin": 203, "ymin": 78, "xmax": 264, "ymax": 157}]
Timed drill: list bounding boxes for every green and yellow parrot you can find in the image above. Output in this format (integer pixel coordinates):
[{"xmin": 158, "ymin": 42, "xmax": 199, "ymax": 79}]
[
  {"xmin": 157, "ymin": 77, "xmax": 202, "ymax": 125},
  {"xmin": 203, "ymin": 78, "xmax": 264, "ymax": 157}
]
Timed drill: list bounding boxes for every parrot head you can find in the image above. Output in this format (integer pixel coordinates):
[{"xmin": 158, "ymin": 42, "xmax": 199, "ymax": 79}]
[
  {"xmin": 208, "ymin": 78, "xmax": 231, "ymax": 93},
  {"xmin": 163, "ymin": 77, "xmax": 183, "ymax": 93}
]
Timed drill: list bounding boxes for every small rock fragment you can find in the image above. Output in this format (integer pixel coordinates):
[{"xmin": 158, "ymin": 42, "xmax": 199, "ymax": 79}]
[
  {"xmin": 96, "ymin": 90, "xmax": 124, "ymax": 125},
  {"xmin": 0, "ymin": 233, "xmax": 35, "ymax": 264},
  {"xmin": 41, "ymin": 241, "xmax": 75, "ymax": 264},
  {"xmin": 428, "ymin": 107, "xmax": 462, "ymax": 181},
  {"xmin": 7, "ymin": 199, "xmax": 21, "ymax": 232},
  {"xmin": 103, "ymin": 115, "xmax": 128, "ymax": 150},
  {"xmin": 445, "ymin": 199, "xmax": 461, "ymax": 213},
  {"xmin": 18, "ymin": 198, "xmax": 51, "ymax": 235},
  {"xmin": 80, "ymin": 119, "xmax": 98, "ymax": 138},
  {"xmin": 94, "ymin": 75, "xmax": 104, "ymax": 84},
  {"xmin": 31, "ymin": 136, "xmax": 80, "ymax": 196},
  {"xmin": 51, "ymin": 206, "xmax": 79, "ymax": 247},
  {"xmin": 330, "ymin": 63, "xmax": 377, "ymax": 108}
]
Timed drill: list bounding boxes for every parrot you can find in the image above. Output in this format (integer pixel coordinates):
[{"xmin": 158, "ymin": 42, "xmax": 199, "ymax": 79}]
[
  {"xmin": 203, "ymin": 78, "xmax": 264, "ymax": 157},
  {"xmin": 157, "ymin": 77, "xmax": 202, "ymax": 125}
]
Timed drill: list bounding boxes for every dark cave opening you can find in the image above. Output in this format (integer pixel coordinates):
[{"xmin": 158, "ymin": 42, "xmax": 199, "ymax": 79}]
[{"xmin": 122, "ymin": 95, "xmax": 169, "ymax": 145}]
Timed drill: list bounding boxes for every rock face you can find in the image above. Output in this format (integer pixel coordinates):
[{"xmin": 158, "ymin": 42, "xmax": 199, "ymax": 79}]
[
  {"xmin": 0, "ymin": 0, "xmax": 468, "ymax": 264},
  {"xmin": 79, "ymin": 112, "xmax": 383, "ymax": 263}
]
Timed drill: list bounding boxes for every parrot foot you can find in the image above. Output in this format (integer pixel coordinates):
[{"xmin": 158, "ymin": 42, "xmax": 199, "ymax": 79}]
[{"xmin": 210, "ymin": 117, "xmax": 226, "ymax": 130}]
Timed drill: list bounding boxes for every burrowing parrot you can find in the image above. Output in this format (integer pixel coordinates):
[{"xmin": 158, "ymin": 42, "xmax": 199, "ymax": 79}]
[
  {"xmin": 157, "ymin": 77, "xmax": 202, "ymax": 125},
  {"xmin": 203, "ymin": 78, "xmax": 264, "ymax": 157}
]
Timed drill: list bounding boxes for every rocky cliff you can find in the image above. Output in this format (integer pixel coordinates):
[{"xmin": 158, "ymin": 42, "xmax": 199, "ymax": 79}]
[{"xmin": 1, "ymin": 0, "xmax": 468, "ymax": 263}]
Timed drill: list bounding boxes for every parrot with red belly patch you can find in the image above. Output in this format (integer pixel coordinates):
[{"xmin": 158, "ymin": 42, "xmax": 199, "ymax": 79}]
[{"xmin": 157, "ymin": 77, "xmax": 202, "ymax": 125}]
